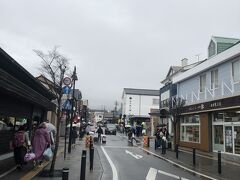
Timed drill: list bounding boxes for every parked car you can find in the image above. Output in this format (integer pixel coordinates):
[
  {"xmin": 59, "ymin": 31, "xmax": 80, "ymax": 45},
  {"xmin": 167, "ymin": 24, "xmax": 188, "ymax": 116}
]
[{"xmin": 105, "ymin": 124, "xmax": 117, "ymax": 135}]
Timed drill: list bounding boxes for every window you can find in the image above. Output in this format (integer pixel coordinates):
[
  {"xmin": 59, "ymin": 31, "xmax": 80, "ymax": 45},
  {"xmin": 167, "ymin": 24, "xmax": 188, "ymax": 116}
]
[
  {"xmin": 211, "ymin": 69, "xmax": 218, "ymax": 89},
  {"xmin": 152, "ymin": 98, "xmax": 159, "ymax": 105},
  {"xmin": 232, "ymin": 60, "xmax": 240, "ymax": 82},
  {"xmin": 180, "ymin": 115, "xmax": 200, "ymax": 143},
  {"xmin": 200, "ymin": 74, "xmax": 206, "ymax": 92}
]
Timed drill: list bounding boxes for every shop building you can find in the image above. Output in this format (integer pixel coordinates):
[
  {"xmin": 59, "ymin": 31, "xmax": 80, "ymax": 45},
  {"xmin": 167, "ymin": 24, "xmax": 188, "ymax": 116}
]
[
  {"xmin": 172, "ymin": 37, "xmax": 240, "ymax": 156},
  {"xmin": 160, "ymin": 59, "xmax": 203, "ymax": 136},
  {"xmin": 0, "ymin": 47, "xmax": 55, "ymax": 172}
]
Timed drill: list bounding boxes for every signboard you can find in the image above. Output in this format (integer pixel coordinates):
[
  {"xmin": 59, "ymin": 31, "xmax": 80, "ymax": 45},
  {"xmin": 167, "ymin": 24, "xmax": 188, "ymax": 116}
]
[
  {"xmin": 62, "ymin": 99, "xmax": 72, "ymax": 110},
  {"xmin": 63, "ymin": 77, "xmax": 72, "ymax": 86},
  {"xmin": 183, "ymin": 95, "xmax": 240, "ymax": 113},
  {"xmin": 63, "ymin": 86, "xmax": 71, "ymax": 94}
]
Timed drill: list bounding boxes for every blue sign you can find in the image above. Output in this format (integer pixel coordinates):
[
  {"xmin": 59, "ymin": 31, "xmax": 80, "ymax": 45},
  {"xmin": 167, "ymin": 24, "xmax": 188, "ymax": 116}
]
[
  {"xmin": 62, "ymin": 99, "xmax": 72, "ymax": 110},
  {"xmin": 63, "ymin": 86, "xmax": 71, "ymax": 94}
]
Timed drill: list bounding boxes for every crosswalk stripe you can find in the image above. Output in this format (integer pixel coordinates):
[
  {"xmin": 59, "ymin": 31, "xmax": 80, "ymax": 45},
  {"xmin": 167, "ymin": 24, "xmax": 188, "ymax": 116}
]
[
  {"xmin": 146, "ymin": 168, "xmax": 157, "ymax": 180},
  {"xmin": 158, "ymin": 170, "xmax": 189, "ymax": 179}
]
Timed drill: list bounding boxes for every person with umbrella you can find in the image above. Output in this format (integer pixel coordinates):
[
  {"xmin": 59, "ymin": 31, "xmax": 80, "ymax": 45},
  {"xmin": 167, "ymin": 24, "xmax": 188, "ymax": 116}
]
[{"xmin": 45, "ymin": 121, "xmax": 56, "ymax": 150}]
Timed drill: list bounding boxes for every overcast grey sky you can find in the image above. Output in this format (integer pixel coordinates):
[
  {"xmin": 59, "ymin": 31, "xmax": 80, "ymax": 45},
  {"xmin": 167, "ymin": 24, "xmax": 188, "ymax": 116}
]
[{"xmin": 0, "ymin": 0, "xmax": 240, "ymax": 110}]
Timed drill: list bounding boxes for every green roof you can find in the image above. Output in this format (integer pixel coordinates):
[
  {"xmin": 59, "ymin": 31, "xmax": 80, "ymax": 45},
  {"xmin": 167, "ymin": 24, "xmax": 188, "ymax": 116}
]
[{"xmin": 212, "ymin": 36, "xmax": 239, "ymax": 44}]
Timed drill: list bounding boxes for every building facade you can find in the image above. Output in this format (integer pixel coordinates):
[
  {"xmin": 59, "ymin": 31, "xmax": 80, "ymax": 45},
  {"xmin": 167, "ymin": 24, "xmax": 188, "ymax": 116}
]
[
  {"xmin": 122, "ymin": 88, "xmax": 159, "ymax": 119},
  {"xmin": 0, "ymin": 47, "xmax": 55, "ymax": 173},
  {"xmin": 121, "ymin": 88, "xmax": 159, "ymax": 135},
  {"xmin": 160, "ymin": 59, "xmax": 203, "ymax": 135},
  {"xmin": 173, "ymin": 37, "xmax": 240, "ymax": 156}
]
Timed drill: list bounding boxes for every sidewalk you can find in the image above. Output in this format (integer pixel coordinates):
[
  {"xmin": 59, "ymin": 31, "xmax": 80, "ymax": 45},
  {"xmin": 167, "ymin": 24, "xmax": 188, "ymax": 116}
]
[
  {"xmin": 141, "ymin": 139, "xmax": 240, "ymax": 180},
  {"xmin": 0, "ymin": 137, "xmax": 106, "ymax": 180},
  {"xmin": 33, "ymin": 140, "xmax": 104, "ymax": 180}
]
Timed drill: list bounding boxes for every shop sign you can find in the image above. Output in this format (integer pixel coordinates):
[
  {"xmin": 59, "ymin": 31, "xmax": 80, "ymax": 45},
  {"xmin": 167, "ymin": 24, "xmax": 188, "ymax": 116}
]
[{"xmin": 183, "ymin": 95, "xmax": 240, "ymax": 113}]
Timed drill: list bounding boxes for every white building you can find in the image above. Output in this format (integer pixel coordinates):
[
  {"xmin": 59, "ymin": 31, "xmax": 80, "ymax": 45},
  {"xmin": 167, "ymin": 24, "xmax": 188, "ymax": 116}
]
[{"xmin": 121, "ymin": 88, "xmax": 159, "ymax": 120}]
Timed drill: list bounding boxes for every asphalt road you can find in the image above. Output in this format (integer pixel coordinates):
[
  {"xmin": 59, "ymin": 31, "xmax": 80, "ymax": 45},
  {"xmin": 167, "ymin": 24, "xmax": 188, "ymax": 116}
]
[{"xmin": 96, "ymin": 133, "xmax": 209, "ymax": 180}]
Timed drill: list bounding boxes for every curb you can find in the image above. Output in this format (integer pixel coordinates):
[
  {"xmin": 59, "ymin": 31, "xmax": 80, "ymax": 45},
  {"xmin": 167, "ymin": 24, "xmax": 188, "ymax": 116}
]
[{"xmin": 19, "ymin": 147, "xmax": 64, "ymax": 180}]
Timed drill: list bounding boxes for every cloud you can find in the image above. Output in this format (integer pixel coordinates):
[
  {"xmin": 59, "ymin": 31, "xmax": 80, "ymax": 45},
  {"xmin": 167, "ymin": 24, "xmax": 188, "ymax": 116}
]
[{"xmin": 0, "ymin": 0, "xmax": 240, "ymax": 109}]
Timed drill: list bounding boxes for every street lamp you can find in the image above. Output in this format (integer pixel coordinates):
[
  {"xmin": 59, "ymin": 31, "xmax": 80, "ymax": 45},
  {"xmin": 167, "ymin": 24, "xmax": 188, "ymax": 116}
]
[{"xmin": 68, "ymin": 66, "xmax": 78, "ymax": 154}]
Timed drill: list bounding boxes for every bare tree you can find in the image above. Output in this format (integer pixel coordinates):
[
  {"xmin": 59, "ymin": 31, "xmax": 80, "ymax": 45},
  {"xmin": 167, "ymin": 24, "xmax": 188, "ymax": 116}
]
[
  {"xmin": 169, "ymin": 97, "xmax": 185, "ymax": 148},
  {"xmin": 34, "ymin": 47, "xmax": 69, "ymax": 176}
]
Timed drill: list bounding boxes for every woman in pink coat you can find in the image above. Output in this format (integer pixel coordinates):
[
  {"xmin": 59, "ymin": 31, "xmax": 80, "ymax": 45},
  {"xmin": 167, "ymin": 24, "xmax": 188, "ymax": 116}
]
[{"xmin": 32, "ymin": 122, "xmax": 51, "ymax": 166}]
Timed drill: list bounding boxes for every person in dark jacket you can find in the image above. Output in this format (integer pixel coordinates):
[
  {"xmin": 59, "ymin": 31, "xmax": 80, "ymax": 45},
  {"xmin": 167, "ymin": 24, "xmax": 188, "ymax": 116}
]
[
  {"xmin": 96, "ymin": 126, "xmax": 103, "ymax": 142},
  {"xmin": 72, "ymin": 126, "xmax": 78, "ymax": 148},
  {"xmin": 13, "ymin": 125, "xmax": 31, "ymax": 169}
]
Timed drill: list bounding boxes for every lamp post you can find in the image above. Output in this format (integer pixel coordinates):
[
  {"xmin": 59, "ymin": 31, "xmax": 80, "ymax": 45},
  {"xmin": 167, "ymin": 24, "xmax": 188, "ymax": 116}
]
[{"xmin": 68, "ymin": 66, "xmax": 78, "ymax": 154}]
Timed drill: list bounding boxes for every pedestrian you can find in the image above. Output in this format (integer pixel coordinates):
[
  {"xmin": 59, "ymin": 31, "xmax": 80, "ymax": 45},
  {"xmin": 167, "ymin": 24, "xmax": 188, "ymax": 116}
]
[
  {"xmin": 32, "ymin": 122, "xmax": 51, "ymax": 167},
  {"xmin": 127, "ymin": 128, "xmax": 132, "ymax": 141},
  {"xmin": 72, "ymin": 126, "xmax": 78, "ymax": 148},
  {"xmin": 155, "ymin": 129, "xmax": 161, "ymax": 148},
  {"xmin": 85, "ymin": 123, "xmax": 91, "ymax": 134},
  {"xmin": 12, "ymin": 125, "xmax": 31, "ymax": 169},
  {"xmin": 79, "ymin": 125, "xmax": 84, "ymax": 140},
  {"xmin": 162, "ymin": 135, "xmax": 167, "ymax": 155},
  {"xmin": 96, "ymin": 126, "xmax": 103, "ymax": 142}
]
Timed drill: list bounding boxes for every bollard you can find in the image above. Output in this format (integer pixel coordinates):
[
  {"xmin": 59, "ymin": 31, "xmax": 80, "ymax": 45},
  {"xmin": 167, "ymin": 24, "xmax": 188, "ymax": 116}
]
[
  {"xmin": 80, "ymin": 150, "xmax": 86, "ymax": 180},
  {"xmin": 218, "ymin": 151, "xmax": 221, "ymax": 174},
  {"xmin": 193, "ymin": 147, "xmax": 196, "ymax": 166},
  {"xmin": 154, "ymin": 139, "xmax": 157, "ymax": 150},
  {"xmin": 90, "ymin": 147, "xmax": 94, "ymax": 170},
  {"xmin": 62, "ymin": 167, "xmax": 69, "ymax": 180},
  {"xmin": 175, "ymin": 144, "xmax": 179, "ymax": 159},
  {"xmin": 147, "ymin": 137, "xmax": 150, "ymax": 147}
]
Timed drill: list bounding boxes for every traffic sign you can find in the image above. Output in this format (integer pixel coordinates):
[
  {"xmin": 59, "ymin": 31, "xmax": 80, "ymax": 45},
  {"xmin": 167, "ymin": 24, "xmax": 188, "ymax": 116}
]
[{"xmin": 63, "ymin": 77, "xmax": 72, "ymax": 86}]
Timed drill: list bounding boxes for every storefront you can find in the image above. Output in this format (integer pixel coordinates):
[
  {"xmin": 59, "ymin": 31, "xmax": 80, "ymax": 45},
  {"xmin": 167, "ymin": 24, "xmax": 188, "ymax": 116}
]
[
  {"xmin": 0, "ymin": 47, "xmax": 55, "ymax": 156},
  {"xmin": 212, "ymin": 111, "xmax": 240, "ymax": 155},
  {"xmin": 180, "ymin": 95, "xmax": 240, "ymax": 155}
]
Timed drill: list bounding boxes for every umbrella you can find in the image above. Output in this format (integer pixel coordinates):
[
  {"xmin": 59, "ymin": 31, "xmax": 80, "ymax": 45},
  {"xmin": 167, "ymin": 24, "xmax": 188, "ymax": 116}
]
[{"xmin": 46, "ymin": 122, "xmax": 56, "ymax": 133}]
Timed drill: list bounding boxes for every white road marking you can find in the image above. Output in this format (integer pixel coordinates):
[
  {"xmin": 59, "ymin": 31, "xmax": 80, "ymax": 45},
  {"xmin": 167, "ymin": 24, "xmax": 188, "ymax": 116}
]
[
  {"xmin": 146, "ymin": 168, "xmax": 158, "ymax": 180},
  {"xmin": 101, "ymin": 146, "xmax": 118, "ymax": 180},
  {"xmin": 0, "ymin": 166, "xmax": 16, "ymax": 178},
  {"xmin": 140, "ymin": 147, "xmax": 218, "ymax": 180},
  {"xmin": 158, "ymin": 169, "xmax": 189, "ymax": 180},
  {"xmin": 125, "ymin": 150, "xmax": 143, "ymax": 159}
]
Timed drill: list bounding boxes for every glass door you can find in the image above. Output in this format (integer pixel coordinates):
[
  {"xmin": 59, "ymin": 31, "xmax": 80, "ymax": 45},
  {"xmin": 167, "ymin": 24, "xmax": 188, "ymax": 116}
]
[
  {"xmin": 213, "ymin": 125, "xmax": 224, "ymax": 151},
  {"xmin": 234, "ymin": 126, "xmax": 240, "ymax": 154},
  {"xmin": 225, "ymin": 126, "xmax": 233, "ymax": 153}
]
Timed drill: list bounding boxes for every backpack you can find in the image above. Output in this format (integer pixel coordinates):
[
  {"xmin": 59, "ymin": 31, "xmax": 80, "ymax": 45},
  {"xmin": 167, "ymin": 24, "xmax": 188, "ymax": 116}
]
[{"xmin": 13, "ymin": 131, "xmax": 25, "ymax": 147}]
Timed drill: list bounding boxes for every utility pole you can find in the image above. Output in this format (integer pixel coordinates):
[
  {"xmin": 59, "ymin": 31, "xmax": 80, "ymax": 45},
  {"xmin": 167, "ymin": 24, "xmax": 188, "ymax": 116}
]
[{"xmin": 68, "ymin": 66, "xmax": 78, "ymax": 154}]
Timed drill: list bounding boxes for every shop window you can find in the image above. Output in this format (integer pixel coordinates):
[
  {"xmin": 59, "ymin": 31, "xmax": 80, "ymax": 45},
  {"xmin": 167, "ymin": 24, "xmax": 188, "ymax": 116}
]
[
  {"xmin": 232, "ymin": 59, "xmax": 240, "ymax": 82},
  {"xmin": 180, "ymin": 115, "xmax": 200, "ymax": 143},
  {"xmin": 213, "ymin": 125, "xmax": 224, "ymax": 151},
  {"xmin": 225, "ymin": 111, "xmax": 240, "ymax": 122},
  {"xmin": 211, "ymin": 69, "xmax": 218, "ymax": 89},
  {"xmin": 0, "ymin": 117, "xmax": 14, "ymax": 131},
  {"xmin": 213, "ymin": 112, "xmax": 224, "ymax": 122},
  {"xmin": 200, "ymin": 74, "xmax": 206, "ymax": 92}
]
